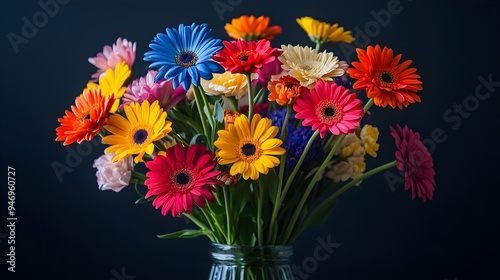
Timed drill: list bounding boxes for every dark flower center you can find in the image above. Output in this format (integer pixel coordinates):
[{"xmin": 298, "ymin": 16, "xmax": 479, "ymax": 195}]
[
  {"xmin": 133, "ymin": 129, "xmax": 148, "ymax": 144},
  {"xmin": 241, "ymin": 143, "xmax": 256, "ymax": 156},
  {"xmin": 175, "ymin": 172, "xmax": 191, "ymax": 185},
  {"xmin": 380, "ymin": 72, "xmax": 393, "ymax": 83},
  {"xmin": 323, "ymin": 107, "xmax": 336, "ymax": 117},
  {"xmin": 176, "ymin": 51, "xmax": 198, "ymax": 68},
  {"xmin": 239, "ymin": 55, "xmax": 249, "ymax": 61}
]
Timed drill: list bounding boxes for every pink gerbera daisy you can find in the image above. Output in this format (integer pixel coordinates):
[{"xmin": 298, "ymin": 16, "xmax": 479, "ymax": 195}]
[
  {"xmin": 390, "ymin": 124, "xmax": 435, "ymax": 202},
  {"xmin": 144, "ymin": 144, "xmax": 222, "ymax": 216},
  {"xmin": 88, "ymin": 37, "xmax": 136, "ymax": 82},
  {"xmin": 293, "ymin": 80, "xmax": 364, "ymax": 138},
  {"xmin": 121, "ymin": 70, "xmax": 186, "ymax": 112}
]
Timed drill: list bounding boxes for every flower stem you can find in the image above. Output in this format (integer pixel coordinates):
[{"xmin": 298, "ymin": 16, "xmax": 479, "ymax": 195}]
[
  {"xmin": 183, "ymin": 213, "xmax": 218, "ymax": 242},
  {"xmin": 269, "ymin": 105, "xmax": 292, "ymax": 240},
  {"xmin": 131, "ymin": 170, "xmax": 147, "ymax": 181},
  {"xmin": 318, "ymin": 160, "xmax": 397, "ymax": 210},
  {"xmin": 283, "ymin": 133, "xmax": 346, "ymax": 244},
  {"xmin": 364, "ymin": 98, "xmax": 374, "ymax": 113},
  {"xmin": 267, "ymin": 130, "xmax": 320, "ymax": 244},
  {"xmin": 256, "ymin": 181, "xmax": 264, "ymax": 246},
  {"xmin": 200, "ymin": 206, "xmax": 227, "ymax": 242},
  {"xmin": 246, "ymin": 73, "xmax": 254, "ymax": 121},
  {"xmin": 192, "ymin": 85, "xmax": 210, "ymax": 139},
  {"xmin": 222, "ymin": 186, "xmax": 233, "ymax": 244},
  {"xmin": 315, "ymin": 42, "xmax": 322, "ymax": 52}
]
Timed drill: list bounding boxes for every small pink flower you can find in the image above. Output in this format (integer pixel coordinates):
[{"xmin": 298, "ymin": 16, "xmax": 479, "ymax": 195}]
[
  {"xmin": 121, "ymin": 70, "xmax": 186, "ymax": 112},
  {"xmin": 93, "ymin": 152, "xmax": 134, "ymax": 192},
  {"xmin": 252, "ymin": 58, "xmax": 286, "ymax": 89},
  {"xmin": 88, "ymin": 37, "xmax": 136, "ymax": 81}
]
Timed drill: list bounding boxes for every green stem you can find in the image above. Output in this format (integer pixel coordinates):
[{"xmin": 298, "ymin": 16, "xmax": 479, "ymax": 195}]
[
  {"xmin": 131, "ymin": 170, "xmax": 147, "ymax": 181},
  {"xmin": 183, "ymin": 213, "xmax": 217, "ymax": 242},
  {"xmin": 267, "ymin": 129, "xmax": 320, "ymax": 244},
  {"xmin": 222, "ymin": 186, "xmax": 233, "ymax": 244},
  {"xmin": 364, "ymin": 98, "xmax": 374, "ymax": 113},
  {"xmin": 200, "ymin": 206, "xmax": 227, "ymax": 242},
  {"xmin": 197, "ymin": 85, "xmax": 215, "ymax": 128},
  {"xmin": 256, "ymin": 181, "xmax": 264, "ymax": 246},
  {"xmin": 283, "ymin": 133, "xmax": 346, "ymax": 243},
  {"xmin": 246, "ymin": 73, "xmax": 254, "ymax": 120},
  {"xmin": 304, "ymin": 160, "xmax": 397, "ymax": 241},
  {"xmin": 192, "ymin": 85, "xmax": 210, "ymax": 141},
  {"xmin": 315, "ymin": 42, "xmax": 322, "ymax": 52}
]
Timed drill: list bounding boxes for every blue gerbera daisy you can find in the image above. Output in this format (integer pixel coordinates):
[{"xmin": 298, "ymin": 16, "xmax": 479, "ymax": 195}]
[{"xmin": 144, "ymin": 23, "xmax": 225, "ymax": 91}]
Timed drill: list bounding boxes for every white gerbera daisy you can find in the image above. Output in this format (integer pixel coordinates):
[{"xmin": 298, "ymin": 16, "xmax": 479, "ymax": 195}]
[{"xmin": 278, "ymin": 44, "xmax": 344, "ymax": 88}]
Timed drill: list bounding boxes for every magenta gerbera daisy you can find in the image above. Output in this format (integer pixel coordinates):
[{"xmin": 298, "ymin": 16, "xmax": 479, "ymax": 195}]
[
  {"xmin": 144, "ymin": 144, "xmax": 222, "ymax": 216},
  {"xmin": 390, "ymin": 124, "xmax": 435, "ymax": 202},
  {"xmin": 293, "ymin": 80, "xmax": 364, "ymax": 138}
]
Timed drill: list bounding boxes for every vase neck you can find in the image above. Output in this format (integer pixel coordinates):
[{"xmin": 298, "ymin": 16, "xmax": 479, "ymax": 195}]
[{"xmin": 209, "ymin": 243, "xmax": 293, "ymax": 265}]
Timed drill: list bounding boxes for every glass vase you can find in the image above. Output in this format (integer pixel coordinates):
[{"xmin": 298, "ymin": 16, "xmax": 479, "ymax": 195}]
[{"xmin": 208, "ymin": 243, "xmax": 294, "ymax": 280}]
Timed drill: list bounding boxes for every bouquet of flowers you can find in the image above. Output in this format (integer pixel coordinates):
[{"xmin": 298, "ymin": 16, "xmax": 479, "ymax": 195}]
[{"xmin": 55, "ymin": 15, "xmax": 435, "ymax": 251}]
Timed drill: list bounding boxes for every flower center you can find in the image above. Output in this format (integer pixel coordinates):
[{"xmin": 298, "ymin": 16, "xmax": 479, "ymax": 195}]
[
  {"xmin": 237, "ymin": 50, "xmax": 252, "ymax": 62},
  {"xmin": 176, "ymin": 51, "xmax": 198, "ymax": 68},
  {"xmin": 176, "ymin": 172, "xmax": 191, "ymax": 185},
  {"xmin": 238, "ymin": 139, "xmax": 262, "ymax": 163},
  {"xmin": 379, "ymin": 72, "xmax": 394, "ymax": 83},
  {"xmin": 316, "ymin": 101, "xmax": 343, "ymax": 125},
  {"xmin": 172, "ymin": 169, "xmax": 193, "ymax": 189},
  {"xmin": 133, "ymin": 129, "xmax": 149, "ymax": 145},
  {"xmin": 323, "ymin": 107, "xmax": 336, "ymax": 117},
  {"xmin": 241, "ymin": 143, "xmax": 256, "ymax": 156}
]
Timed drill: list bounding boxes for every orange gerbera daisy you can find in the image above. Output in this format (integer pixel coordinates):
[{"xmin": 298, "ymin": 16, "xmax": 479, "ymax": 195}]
[
  {"xmin": 225, "ymin": 15, "xmax": 282, "ymax": 41},
  {"xmin": 267, "ymin": 75, "xmax": 308, "ymax": 106},
  {"xmin": 56, "ymin": 88, "xmax": 115, "ymax": 145},
  {"xmin": 347, "ymin": 45, "xmax": 423, "ymax": 109}
]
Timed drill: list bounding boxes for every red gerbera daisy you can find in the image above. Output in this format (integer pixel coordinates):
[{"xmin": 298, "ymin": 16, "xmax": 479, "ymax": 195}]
[
  {"xmin": 55, "ymin": 88, "xmax": 115, "ymax": 145},
  {"xmin": 293, "ymin": 80, "xmax": 364, "ymax": 138},
  {"xmin": 212, "ymin": 39, "xmax": 282, "ymax": 74},
  {"xmin": 390, "ymin": 124, "xmax": 435, "ymax": 202},
  {"xmin": 144, "ymin": 144, "xmax": 222, "ymax": 216},
  {"xmin": 347, "ymin": 45, "xmax": 423, "ymax": 109}
]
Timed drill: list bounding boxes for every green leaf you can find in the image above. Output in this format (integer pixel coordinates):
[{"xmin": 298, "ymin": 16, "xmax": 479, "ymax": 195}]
[
  {"xmin": 258, "ymin": 170, "xmax": 279, "ymax": 205},
  {"xmin": 189, "ymin": 133, "xmax": 207, "ymax": 145},
  {"xmin": 254, "ymin": 87, "xmax": 267, "ymax": 104},
  {"xmin": 301, "ymin": 199, "xmax": 337, "ymax": 230},
  {"xmin": 213, "ymin": 100, "xmax": 225, "ymax": 123},
  {"xmin": 235, "ymin": 216, "xmax": 257, "ymax": 246},
  {"xmin": 230, "ymin": 180, "xmax": 252, "ymax": 213},
  {"xmin": 157, "ymin": 229, "xmax": 205, "ymax": 239}
]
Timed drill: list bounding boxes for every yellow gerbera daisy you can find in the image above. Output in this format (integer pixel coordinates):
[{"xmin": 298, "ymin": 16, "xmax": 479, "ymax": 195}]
[
  {"xmin": 102, "ymin": 100, "xmax": 172, "ymax": 163},
  {"xmin": 278, "ymin": 44, "xmax": 344, "ymax": 88},
  {"xmin": 296, "ymin": 16, "xmax": 354, "ymax": 45},
  {"xmin": 87, "ymin": 61, "xmax": 131, "ymax": 112},
  {"xmin": 214, "ymin": 113, "xmax": 285, "ymax": 180}
]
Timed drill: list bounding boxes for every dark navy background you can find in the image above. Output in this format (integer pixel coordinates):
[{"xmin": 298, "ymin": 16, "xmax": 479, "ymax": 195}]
[{"xmin": 2, "ymin": 0, "xmax": 499, "ymax": 279}]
